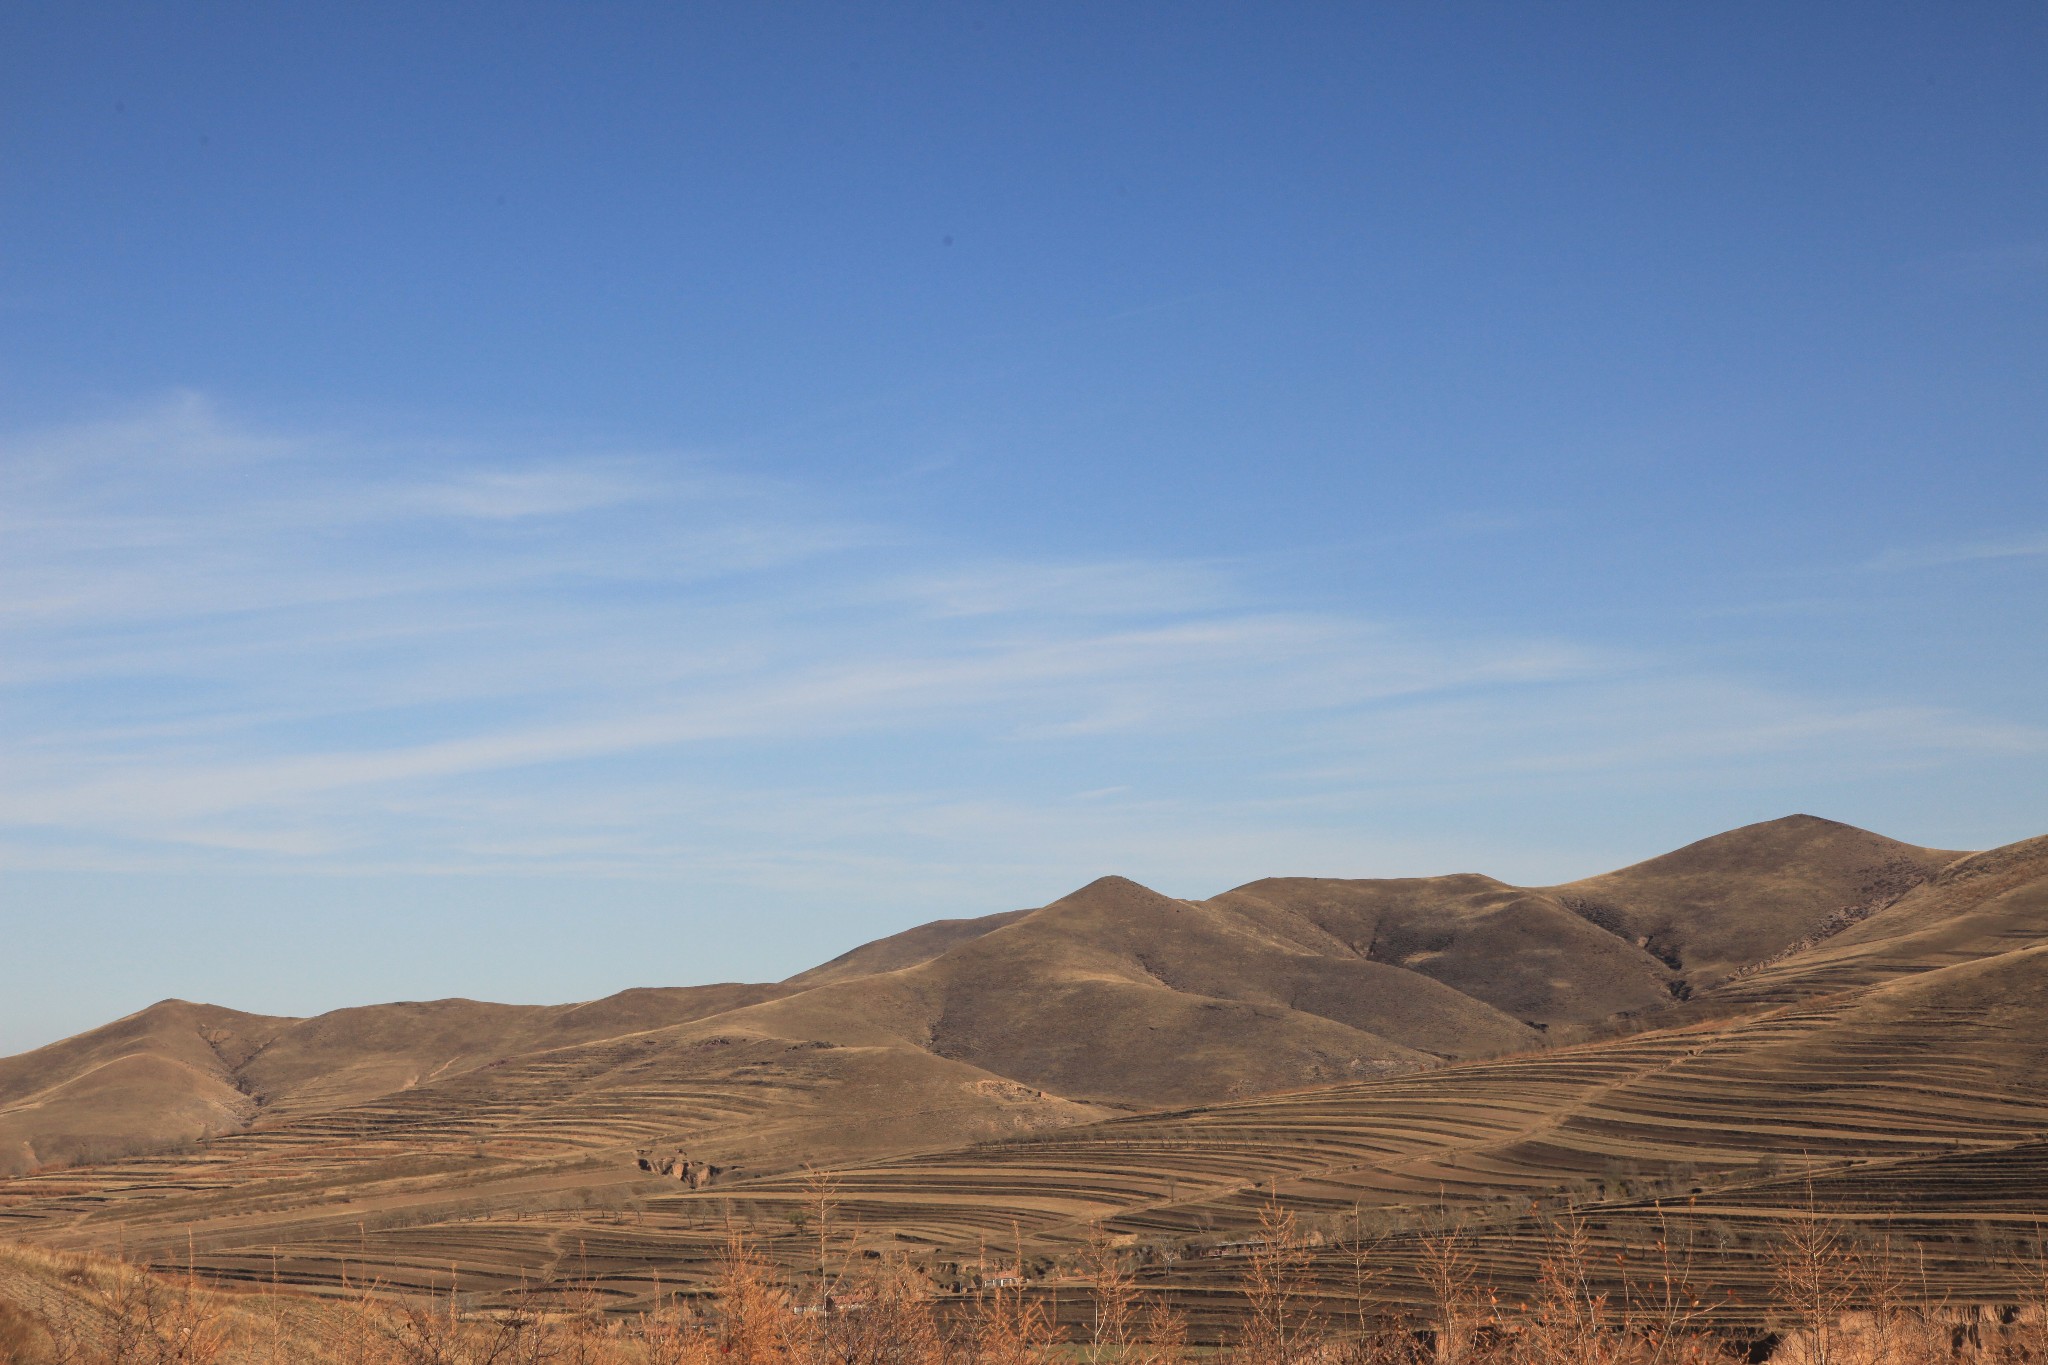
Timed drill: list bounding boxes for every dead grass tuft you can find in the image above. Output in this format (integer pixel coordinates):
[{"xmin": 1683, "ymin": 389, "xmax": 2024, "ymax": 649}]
[{"xmin": 13, "ymin": 1211, "xmax": 2048, "ymax": 1364}]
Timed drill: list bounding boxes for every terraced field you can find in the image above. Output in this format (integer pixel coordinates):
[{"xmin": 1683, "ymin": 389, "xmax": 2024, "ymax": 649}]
[
  {"xmin": 29, "ymin": 950, "xmax": 2042, "ymax": 1328},
  {"xmin": 703, "ymin": 965, "xmax": 2048, "ymax": 1258},
  {"xmin": 0, "ymin": 1029, "xmax": 1100, "ymax": 1283}
]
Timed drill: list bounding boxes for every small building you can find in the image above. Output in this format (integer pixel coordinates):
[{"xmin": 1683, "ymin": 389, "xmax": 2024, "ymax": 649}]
[{"xmin": 1200, "ymin": 1239, "xmax": 1269, "ymax": 1258}]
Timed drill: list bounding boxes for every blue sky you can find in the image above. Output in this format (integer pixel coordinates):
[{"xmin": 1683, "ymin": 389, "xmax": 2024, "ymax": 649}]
[{"xmin": 1, "ymin": 4, "xmax": 2043, "ymax": 1054}]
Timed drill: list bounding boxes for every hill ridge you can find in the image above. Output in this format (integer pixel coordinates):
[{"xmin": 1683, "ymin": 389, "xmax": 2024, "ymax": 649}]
[
  {"xmin": 9, "ymin": 815, "xmax": 2048, "ymax": 1326},
  {"xmin": 0, "ymin": 813, "xmax": 1972, "ymax": 1177}
]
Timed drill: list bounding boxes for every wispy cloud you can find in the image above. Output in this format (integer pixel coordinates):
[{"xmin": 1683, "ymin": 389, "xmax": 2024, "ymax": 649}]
[
  {"xmin": 880, "ymin": 560, "xmax": 1237, "ymax": 619},
  {"xmin": 1871, "ymin": 531, "xmax": 2048, "ymax": 570},
  {"xmin": 0, "ymin": 395, "xmax": 2034, "ymax": 895},
  {"xmin": 399, "ymin": 466, "xmax": 648, "ymax": 521}
]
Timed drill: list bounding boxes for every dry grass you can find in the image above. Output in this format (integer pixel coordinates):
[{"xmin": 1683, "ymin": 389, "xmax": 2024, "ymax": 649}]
[{"xmin": 11, "ymin": 1210, "xmax": 2048, "ymax": 1365}]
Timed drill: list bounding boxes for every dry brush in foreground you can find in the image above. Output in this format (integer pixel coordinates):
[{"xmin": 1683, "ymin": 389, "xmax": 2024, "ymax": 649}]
[{"xmin": 11, "ymin": 1210, "xmax": 2048, "ymax": 1365}]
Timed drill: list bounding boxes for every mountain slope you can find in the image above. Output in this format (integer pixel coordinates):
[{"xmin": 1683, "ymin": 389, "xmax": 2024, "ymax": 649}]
[
  {"xmin": 1704, "ymin": 831, "xmax": 2048, "ymax": 1008},
  {"xmin": 690, "ymin": 829, "xmax": 2048, "ymax": 1273},
  {"xmin": 783, "ymin": 908, "xmax": 1035, "ymax": 988},
  {"xmin": 1206, "ymin": 875, "xmax": 1682, "ymax": 1029},
  {"xmin": 2, "ymin": 814, "xmax": 2038, "ymax": 1316},
  {"xmin": 711, "ymin": 875, "xmax": 1541, "ymax": 1106},
  {"xmin": 123, "ymin": 825, "xmax": 2034, "ymax": 1316},
  {"xmin": 1547, "ymin": 813, "xmax": 1964, "ymax": 987},
  {"xmin": 0, "ymin": 815, "xmax": 1975, "ymax": 1178},
  {"xmin": 236, "ymin": 983, "xmax": 792, "ymax": 1119},
  {"xmin": 0, "ymin": 985, "xmax": 793, "ymax": 1176},
  {"xmin": 0, "ymin": 1000, "xmax": 292, "ymax": 1173}
]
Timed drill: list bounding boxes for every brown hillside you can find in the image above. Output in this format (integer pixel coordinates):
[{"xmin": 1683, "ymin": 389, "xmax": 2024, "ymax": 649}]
[
  {"xmin": 677, "ymin": 833, "xmax": 2048, "ymax": 1296},
  {"xmin": 0, "ymin": 815, "xmax": 1969, "ymax": 1180},
  {"xmin": 1207, "ymin": 875, "xmax": 1680, "ymax": 1029},
  {"xmin": 721, "ymin": 875, "xmax": 1536, "ymax": 1106},
  {"xmin": 1704, "ymin": 831, "xmax": 2048, "ymax": 1008},
  {"xmin": 0, "ymin": 985, "xmax": 795, "ymax": 1178},
  {"xmin": 0, "ymin": 816, "xmax": 2039, "ymax": 1327},
  {"xmin": 783, "ymin": 908, "xmax": 1035, "ymax": 987},
  {"xmin": 0, "ymin": 1017, "xmax": 1109, "ymax": 1267},
  {"xmin": 0, "ymin": 1000, "xmax": 293, "ymax": 1175},
  {"xmin": 236, "ymin": 983, "xmax": 790, "ymax": 1119},
  {"xmin": 1546, "ymin": 813, "xmax": 1964, "ymax": 986},
  {"xmin": 28, "ymin": 826, "xmax": 2033, "ymax": 1321}
]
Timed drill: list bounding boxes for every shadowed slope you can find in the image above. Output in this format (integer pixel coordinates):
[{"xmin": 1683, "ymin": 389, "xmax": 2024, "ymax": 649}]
[
  {"xmin": 1705, "ymin": 832, "xmax": 2048, "ymax": 1008},
  {"xmin": 1545, "ymin": 813, "xmax": 1965, "ymax": 987},
  {"xmin": 1205, "ymin": 875, "xmax": 1681, "ymax": 1029}
]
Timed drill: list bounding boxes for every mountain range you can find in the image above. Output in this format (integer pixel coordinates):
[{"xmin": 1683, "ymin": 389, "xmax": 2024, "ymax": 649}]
[
  {"xmin": 12, "ymin": 811, "xmax": 2048, "ymax": 1326},
  {"xmin": 0, "ymin": 814, "xmax": 1964, "ymax": 1179}
]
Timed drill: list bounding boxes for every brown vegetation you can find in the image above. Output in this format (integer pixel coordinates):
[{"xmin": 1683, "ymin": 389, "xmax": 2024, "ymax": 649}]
[{"xmin": 10, "ymin": 1205, "xmax": 2048, "ymax": 1364}]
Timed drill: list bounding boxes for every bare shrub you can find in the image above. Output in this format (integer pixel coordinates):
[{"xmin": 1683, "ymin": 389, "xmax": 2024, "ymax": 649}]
[
  {"xmin": 1080, "ymin": 1226, "xmax": 1138, "ymax": 1364},
  {"xmin": 1417, "ymin": 1227, "xmax": 1479, "ymax": 1365},
  {"xmin": 816, "ymin": 1256, "xmax": 948, "ymax": 1365},
  {"xmin": 969, "ymin": 1270, "xmax": 1057, "ymax": 1365},
  {"xmin": 1770, "ymin": 1200, "xmax": 1861, "ymax": 1365},
  {"xmin": 1240, "ymin": 1197, "xmax": 1317, "ymax": 1365}
]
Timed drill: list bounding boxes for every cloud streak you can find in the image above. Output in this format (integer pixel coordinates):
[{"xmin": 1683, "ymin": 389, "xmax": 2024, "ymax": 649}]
[
  {"xmin": 1870, "ymin": 531, "xmax": 2048, "ymax": 570},
  {"xmin": 0, "ymin": 395, "xmax": 2036, "ymax": 895}
]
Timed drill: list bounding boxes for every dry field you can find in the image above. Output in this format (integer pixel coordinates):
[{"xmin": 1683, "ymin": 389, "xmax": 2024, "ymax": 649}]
[{"xmin": 10, "ymin": 1210, "xmax": 2048, "ymax": 1363}]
